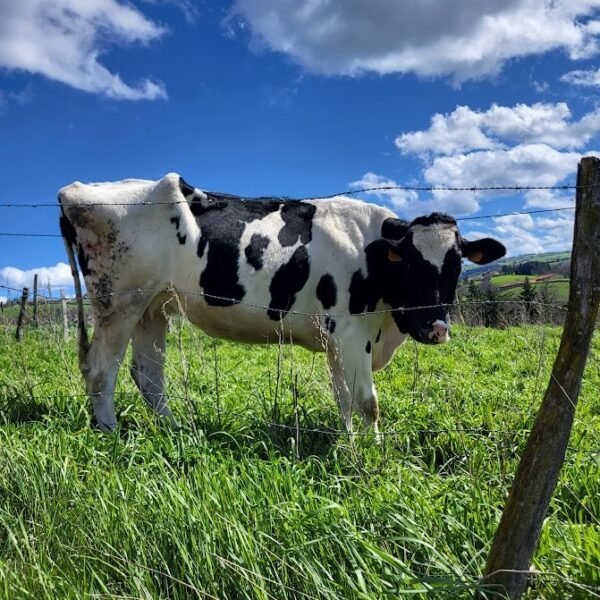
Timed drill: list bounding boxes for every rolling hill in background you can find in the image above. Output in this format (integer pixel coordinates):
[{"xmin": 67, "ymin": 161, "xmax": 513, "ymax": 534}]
[{"xmin": 461, "ymin": 251, "xmax": 572, "ymax": 305}]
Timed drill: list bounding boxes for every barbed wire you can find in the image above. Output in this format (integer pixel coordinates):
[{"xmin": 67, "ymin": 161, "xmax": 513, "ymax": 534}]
[
  {"xmin": 0, "ymin": 284, "xmax": 570, "ymax": 314},
  {"xmin": 0, "ymin": 182, "xmax": 588, "ymax": 209},
  {"xmin": 0, "ymin": 205, "xmax": 577, "ymax": 239}
]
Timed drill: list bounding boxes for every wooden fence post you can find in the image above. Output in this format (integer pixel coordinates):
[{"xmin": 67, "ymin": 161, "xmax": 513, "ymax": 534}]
[
  {"xmin": 33, "ymin": 273, "xmax": 39, "ymax": 327},
  {"xmin": 477, "ymin": 156, "xmax": 600, "ymax": 599},
  {"xmin": 61, "ymin": 289, "xmax": 69, "ymax": 342},
  {"xmin": 15, "ymin": 287, "xmax": 29, "ymax": 341}
]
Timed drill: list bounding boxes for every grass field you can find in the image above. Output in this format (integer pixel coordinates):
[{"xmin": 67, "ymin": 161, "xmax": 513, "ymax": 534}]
[
  {"xmin": 498, "ymin": 280, "xmax": 571, "ymax": 304},
  {"xmin": 489, "ymin": 275, "xmax": 530, "ymax": 286},
  {"xmin": 0, "ymin": 322, "xmax": 598, "ymax": 599}
]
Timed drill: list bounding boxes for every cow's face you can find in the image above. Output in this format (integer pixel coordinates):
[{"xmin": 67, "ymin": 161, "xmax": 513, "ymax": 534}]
[{"xmin": 382, "ymin": 213, "xmax": 506, "ymax": 344}]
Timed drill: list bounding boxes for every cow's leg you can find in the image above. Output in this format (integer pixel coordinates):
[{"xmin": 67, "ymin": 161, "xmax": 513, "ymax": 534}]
[
  {"xmin": 327, "ymin": 340, "xmax": 380, "ymax": 439},
  {"xmin": 130, "ymin": 311, "xmax": 176, "ymax": 425},
  {"xmin": 82, "ymin": 314, "xmax": 140, "ymax": 432}
]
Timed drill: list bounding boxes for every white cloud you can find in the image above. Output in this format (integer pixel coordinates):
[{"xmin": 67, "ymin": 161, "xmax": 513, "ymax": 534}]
[
  {"xmin": 0, "ymin": 296, "xmax": 7, "ymax": 304},
  {"xmin": 0, "ymin": 0, "xmax": 167, "ymax": 100},
  {"xmin": 232, "ymin": 0, "xmax": 600, "ymax": 81},
  {"xmin": 0, "ymin": 262, "xmax": 77, "ymax": 291},
  {"xmin": 561, "ymin": 67, "xmax": 600, "ymax": 86},
  {"xmin": 351, "ymin": 172, "xmax": 480, "ymax": 218},
  {"xmin": 396, "ymin": 103, "xmax": 600, "ymax": 156},
  {"xmin": 488, "ymin": 213, "xmax": 574, "ymax": 254},
  {"xmin": 424, "ymin": 144, "xmax": 581, "ymax": 190}
]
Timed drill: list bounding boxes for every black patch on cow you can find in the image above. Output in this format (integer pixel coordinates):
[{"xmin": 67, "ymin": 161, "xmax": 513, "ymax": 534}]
[
  {"xmin": 278, "ymin": 203, "xmax": 316, "ymax": 247},
  {"xmin": 349, "ymin": 267, "xmax": 376, "ymax": 315},
  {"xmin": 59, "ymin": 211, "xmax": 77, "ymax": 247},
  {"xmin": 170, "ymin": 216, "xmax": 187, "ymax": 245},
  {"xmin": 59, "ymin": 210, "xmax": 91, "ymax": 277},
  {"xmin": 267, "ymin": 246, "xmax": 310, "ymax": 320},
  {"xmin": 375, "ymin": 329, "xmax": 381, "ymax": 343},
  {"xmin": 316, "ymin": 273, "xmax": 337, "ymax": 309},
  {"xmin": 381, "ymin": 217, "xmax": 409, "ymax": 240},
  {"xmin": 76, "ymin": 245, "xmax": 91, "ymax": 277},
  {"xmin": 191, "ymin": 193, "xmax": 280, "ymax": 306},
  {"xmin": 410, "ymin": 213, "xmax": 456, "ymax": 228},
  {"xmin": 188, "ymin": 187, "xmax": 316, "ymax": 308},
  {"xmin": 245, "ymin": 234, "xmax": 270, "ymax": 270},
  {"xmin": 179, "ymin": 177, "xmax": 195, "ymax": 198},
  {"xmin": 324, "ymin": 316, "xmax": 336, "ymax": 334},
  {"xmin": 365, "ymin": 340, "xmax": 371, "ymax": 354}
]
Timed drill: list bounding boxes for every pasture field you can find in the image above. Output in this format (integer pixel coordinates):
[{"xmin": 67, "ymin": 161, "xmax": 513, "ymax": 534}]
[
  {"xmin": 0, "ymin": 322, "xmax": 598, "ymax": 599},
  {"xmin": 498, "ymin": 280, "xmax": 571, "ymax": 304},
  {"xmin": 488, "ymin": 274, "xmax": 530, "ymax": 286}
]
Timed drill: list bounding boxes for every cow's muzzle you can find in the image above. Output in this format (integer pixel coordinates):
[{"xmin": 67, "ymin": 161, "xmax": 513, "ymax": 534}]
[{"xmin": 415, "ymin": 320, "xmax": 450, "ymax": 345}]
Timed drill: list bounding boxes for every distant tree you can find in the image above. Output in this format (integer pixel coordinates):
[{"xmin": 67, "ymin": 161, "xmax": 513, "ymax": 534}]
[
  {"xmin": 467, "ymin": 279, "xmax": 483, "ymax": 301},
  {"xmin": 482, "ymin": 285, "xmax": 502, "ymax": 328},
  {"xmin": 537, "ymin": 283, "xmax": 559, "ymax": 324},
  {"xmin": 514, "ymin": 261, "xmax": 551, "ymax": 276},
  {"xmin": 462, "ymin": 278, "xmax": 484, "ymax": 325},
  {"xmin": 519, "ymin": 277, "xmax": 539, "ymax": 322}
]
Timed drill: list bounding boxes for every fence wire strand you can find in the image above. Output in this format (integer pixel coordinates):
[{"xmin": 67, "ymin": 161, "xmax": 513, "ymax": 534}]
[
  {"xmin": 0, "ymin": 182, "xmax": 591, "ymax": 209},
  {"xmin": 0, "ymin": 284, "xmax": 570, "ymax": 315}
]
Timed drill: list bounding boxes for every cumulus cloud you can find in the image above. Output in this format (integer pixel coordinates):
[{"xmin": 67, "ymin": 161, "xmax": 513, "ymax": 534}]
[
  {"xmin": 486, "ymin": 212, "xmax": 575, "ymax": 254},
  {"xmin": 355, "ymin": 101, "xmax": 596, "ymax": 225},
  {"xmin": 350, "ymin": 172, "xmax": 480, "ymax": 218},
  {"xmin": 561, "ymin": 67, "xmax": 600, "ymax": 86},
  {"xmin": 424, "ymin": 144, "xmax": 581, "ymax": 191},
  {"xmin": 0, "ymin": 0, "xmax": 167, "ymax": 100},
  {"xmin": 0, "ymin": 262, "xmax": 78, "ymax": 291},
  {"xmin": 396, "ymin": 103, "xmax": 600, "ymax": 156},
  {"xmin": 231, "ymin": 0, "xmax": 600, "ymax": 81}
]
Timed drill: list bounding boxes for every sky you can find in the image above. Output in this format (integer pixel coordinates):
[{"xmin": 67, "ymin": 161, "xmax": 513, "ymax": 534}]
[{"xmin": 1, "ymin": 0, "xmax": 600, "ymax": 301}]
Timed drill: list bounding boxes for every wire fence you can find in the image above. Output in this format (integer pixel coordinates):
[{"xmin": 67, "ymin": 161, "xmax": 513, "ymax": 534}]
[
  {"xmin": 0, "ymin": 178, "xmax": 597, "ymax": 597},
  {"xmin": 0, "ymin": 182, "xmax": 582, "ymax": 240}
]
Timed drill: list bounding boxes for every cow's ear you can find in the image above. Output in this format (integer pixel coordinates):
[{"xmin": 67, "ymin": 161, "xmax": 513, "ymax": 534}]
[
  {"xmin": 381, "ymin": 217, "xmax": 409, "ymax": 241},
  {"xmin": 460, "ymin": 237, "xmax": 506, "ymax": 265}
]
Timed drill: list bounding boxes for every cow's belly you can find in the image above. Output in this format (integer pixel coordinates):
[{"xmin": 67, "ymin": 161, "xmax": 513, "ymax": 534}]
[{"xmin": 179, "ymin": 299, "xmax": 328, "ymax": 351}]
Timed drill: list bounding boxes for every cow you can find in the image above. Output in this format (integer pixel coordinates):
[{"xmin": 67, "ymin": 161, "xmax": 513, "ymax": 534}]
[{"xmin": 59, "ymin": 173, "xmax": 505, "ymax": 435}]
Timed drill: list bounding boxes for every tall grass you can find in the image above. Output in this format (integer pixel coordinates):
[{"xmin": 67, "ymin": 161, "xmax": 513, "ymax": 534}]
[{"xmin": 0, "ymin": 323, "xmax": 598, "ymax": 599}]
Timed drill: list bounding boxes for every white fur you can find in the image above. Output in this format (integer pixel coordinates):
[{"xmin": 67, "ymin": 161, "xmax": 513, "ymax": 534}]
[{"xmin": 410, "ymin": 223, "xmax": 457, "ymax": 271}]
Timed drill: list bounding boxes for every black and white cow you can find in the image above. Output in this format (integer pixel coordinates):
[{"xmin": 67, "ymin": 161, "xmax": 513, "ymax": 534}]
[{"xmin": 59, "ymin": 173, "xmax": 505, "ymax": 435}]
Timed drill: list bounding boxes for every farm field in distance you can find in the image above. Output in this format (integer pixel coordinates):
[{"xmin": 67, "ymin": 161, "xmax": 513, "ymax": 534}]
[{"xmin": 0, "ymin": 322, "xmax": 598, "ymax": 599}]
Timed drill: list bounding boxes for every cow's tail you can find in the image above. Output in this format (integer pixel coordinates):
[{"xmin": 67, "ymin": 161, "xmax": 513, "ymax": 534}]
[{"xmin": 58, "ymin": 199, "xmax": 90, "ymax": 362}]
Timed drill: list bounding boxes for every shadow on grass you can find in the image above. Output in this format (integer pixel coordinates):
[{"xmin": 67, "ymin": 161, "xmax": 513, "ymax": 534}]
[{"xmin": 0, "ymin": 393, "xmax": 49, "ymax": 425}]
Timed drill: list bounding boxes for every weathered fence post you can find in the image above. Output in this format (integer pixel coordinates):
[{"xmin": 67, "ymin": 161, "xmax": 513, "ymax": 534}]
[
  {"xmin": 15, "ymin": 287, "xmax": 29, "ymax": 341},
  {"xmin": 477, "ymin": 156, "xmax": 600, "ymax": 599},
  {"xmin": 61, "ymin": 289, "xmax": 69, "ymax": 342},
  {"xmin": 33, "ymin": 273, "xmax": 39, "ymax": 327}
]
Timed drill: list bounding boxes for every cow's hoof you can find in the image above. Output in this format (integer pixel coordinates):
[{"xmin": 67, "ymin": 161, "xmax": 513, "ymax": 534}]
[{"xmin": 91, "ymin": 419, "xmax": 117, "ymax": 433}]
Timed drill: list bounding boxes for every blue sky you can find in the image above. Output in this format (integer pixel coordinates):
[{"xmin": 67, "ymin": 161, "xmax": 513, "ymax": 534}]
[{"xmin": 1, "ymin": 0, "xmax": 600, "ymax": 300}]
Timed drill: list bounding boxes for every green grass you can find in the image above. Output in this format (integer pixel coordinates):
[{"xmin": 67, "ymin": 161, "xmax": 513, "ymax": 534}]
[
  {"xmin": 0, "ymin": 322, "xmax": 598, "ymax": 599},
  {"xmin": 489, "ymin": 274, "xmax": 529, "ymax": 286},
  {"xmin": 499, "ymin": 280, "xmax": 570, "ymax": 303}
]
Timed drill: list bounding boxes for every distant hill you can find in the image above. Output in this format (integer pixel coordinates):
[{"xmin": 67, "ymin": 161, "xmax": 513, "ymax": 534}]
[{"xmin": 461, "ymin": 251, "xmax": 570, "ymax": 279}]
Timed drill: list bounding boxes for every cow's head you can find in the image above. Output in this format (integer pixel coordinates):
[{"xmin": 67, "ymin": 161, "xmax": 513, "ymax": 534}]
[{"xmin": 380, "ymin": 213, "xmax": 505, "ymax": 344}]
